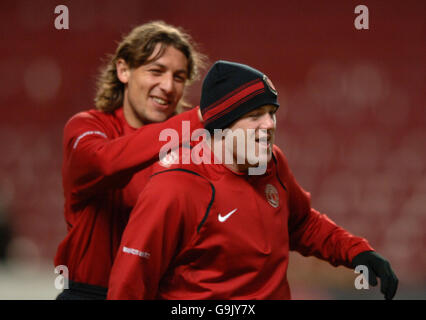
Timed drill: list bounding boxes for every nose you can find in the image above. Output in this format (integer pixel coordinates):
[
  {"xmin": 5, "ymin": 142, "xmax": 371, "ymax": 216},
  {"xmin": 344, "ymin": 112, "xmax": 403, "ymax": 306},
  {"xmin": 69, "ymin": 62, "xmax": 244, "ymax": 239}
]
[
  {"xmin": 259, "ymin": 112, "xmax": 276, "ymax": 130},
  {"xmin": 159, "ymin": 73, "xmax": 174, "ymax": 94}
]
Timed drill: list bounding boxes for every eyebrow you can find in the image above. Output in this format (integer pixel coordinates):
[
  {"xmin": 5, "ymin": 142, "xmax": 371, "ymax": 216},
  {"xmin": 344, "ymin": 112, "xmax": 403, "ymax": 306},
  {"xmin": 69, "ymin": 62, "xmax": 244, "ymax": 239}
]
[{"xmin": 149, "ymin": 62, "xmax": 188, "ymax": 75}]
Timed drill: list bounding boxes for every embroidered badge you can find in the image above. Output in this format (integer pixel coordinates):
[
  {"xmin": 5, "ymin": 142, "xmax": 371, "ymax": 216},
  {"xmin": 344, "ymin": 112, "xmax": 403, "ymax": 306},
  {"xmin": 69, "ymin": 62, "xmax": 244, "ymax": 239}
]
[
  {"xmin": 263, "ymin": 74, "xmax": 278, "ymax": 96},
  {"xmin": 265, "ymin": 184, "xmax": 279, "ymax": 208},
  {"xmin": 159, "ymin": 149, "xmax": 179, "ymax": 167}
]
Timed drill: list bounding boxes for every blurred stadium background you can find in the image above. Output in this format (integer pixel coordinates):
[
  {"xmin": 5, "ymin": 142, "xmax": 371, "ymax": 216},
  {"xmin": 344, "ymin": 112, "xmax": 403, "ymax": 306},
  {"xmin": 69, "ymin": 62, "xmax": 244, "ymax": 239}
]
[{"xmin": 0, "ymin": 0, "xmax": 424, "ymax": 299}]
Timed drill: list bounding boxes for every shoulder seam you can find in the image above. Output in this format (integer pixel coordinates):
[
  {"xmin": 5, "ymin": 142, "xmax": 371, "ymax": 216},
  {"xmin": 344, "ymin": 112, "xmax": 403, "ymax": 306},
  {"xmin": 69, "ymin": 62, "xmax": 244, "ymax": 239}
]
[{"xmin": 150, "ymin": 168, "xmax": 215, "ymax": 233}]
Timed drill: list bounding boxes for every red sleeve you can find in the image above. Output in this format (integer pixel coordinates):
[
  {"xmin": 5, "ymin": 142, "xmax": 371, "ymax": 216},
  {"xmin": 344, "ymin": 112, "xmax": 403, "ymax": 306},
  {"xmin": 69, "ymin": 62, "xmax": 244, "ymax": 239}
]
[
  {"xmin": 63, "ymin": 107, "xmax": 202, "ymax": 202},
  {"xmin": 107, "ymin": 168, "xmax": 209, "ymax": 300},
  {"xmin": 274, "ymin": 147, "xmax": 374, "ymax": 267}
]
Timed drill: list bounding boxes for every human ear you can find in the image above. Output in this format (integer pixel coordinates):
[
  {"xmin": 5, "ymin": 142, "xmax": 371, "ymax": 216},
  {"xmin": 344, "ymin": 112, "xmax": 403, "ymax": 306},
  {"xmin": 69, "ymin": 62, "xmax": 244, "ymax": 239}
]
[{"xmin": 116, "ymin": 59, "xmax": 130, "ymax": 84}]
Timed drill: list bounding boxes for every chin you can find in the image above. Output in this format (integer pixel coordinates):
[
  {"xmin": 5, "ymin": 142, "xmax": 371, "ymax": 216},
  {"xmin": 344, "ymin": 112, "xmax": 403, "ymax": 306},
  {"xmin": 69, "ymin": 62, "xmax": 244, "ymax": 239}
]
[{"xmin": 147, "ymin": 110, "xmax": 173, "ymax": 123}]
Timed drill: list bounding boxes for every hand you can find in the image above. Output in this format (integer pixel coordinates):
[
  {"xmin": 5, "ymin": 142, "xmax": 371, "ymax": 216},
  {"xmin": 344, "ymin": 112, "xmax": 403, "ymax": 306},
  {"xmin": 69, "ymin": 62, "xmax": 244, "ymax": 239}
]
[{"xmin": 352, "ymin": 251, "xmax": 398, "ymax": 300}]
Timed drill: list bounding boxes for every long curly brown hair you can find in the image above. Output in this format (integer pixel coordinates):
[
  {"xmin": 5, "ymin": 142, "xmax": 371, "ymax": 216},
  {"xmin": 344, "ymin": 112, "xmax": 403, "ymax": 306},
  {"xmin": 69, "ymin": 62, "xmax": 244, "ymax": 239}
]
[{"xmin": 94, "ymin": 21, "xmax": 206, "ymax": 113}]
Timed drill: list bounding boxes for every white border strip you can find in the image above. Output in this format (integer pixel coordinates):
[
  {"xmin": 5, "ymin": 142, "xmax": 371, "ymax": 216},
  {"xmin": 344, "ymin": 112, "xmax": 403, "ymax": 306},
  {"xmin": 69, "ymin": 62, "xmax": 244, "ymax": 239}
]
[{"xmin": 73, "ymin": 130, "xmax": 107, "ymax": 149}]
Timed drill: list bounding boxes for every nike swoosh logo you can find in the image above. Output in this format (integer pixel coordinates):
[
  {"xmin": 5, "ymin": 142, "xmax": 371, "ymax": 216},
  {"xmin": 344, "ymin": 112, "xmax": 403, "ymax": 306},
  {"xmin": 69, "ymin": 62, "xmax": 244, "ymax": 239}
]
[{"xmin": 218, "ymin": 208, "xmax": 238, "ymax": 223}]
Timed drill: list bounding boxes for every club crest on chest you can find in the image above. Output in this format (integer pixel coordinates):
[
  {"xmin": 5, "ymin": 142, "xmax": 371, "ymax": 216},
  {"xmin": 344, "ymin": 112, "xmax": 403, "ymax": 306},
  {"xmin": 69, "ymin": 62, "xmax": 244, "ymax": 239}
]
[{"xmin": 265, "ymin": 184, "xmax": 279, "ymax": 208}]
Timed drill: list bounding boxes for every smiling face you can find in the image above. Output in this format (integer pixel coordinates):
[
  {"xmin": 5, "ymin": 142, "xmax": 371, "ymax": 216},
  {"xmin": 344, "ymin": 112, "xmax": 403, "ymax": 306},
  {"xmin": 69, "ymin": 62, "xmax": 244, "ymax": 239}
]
[
  {"xmin": 217, "ymin": 104, "xmax": 277, "ymax": 173},
  {"xmin": 117, "ymin": 43, "xmax": 189, "ymax": 128}
]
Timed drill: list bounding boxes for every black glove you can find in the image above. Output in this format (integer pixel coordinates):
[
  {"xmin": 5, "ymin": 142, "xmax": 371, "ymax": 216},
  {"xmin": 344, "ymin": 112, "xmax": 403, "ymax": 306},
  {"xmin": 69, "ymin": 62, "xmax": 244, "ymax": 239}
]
[{"xmin": 352, "ymin": 250, "xmax": 398, "ymax": 300}]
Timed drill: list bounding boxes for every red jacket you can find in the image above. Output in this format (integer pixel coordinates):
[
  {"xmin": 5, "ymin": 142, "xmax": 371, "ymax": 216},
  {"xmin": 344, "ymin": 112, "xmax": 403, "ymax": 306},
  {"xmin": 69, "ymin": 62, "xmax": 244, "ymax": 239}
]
[
  {"xmin": 54, "ymin": 106, "xmax": 202, "ymax": 288},
  {"xmin": 107, "ymin": 145, "xmax": 373, "ymax": 299}
]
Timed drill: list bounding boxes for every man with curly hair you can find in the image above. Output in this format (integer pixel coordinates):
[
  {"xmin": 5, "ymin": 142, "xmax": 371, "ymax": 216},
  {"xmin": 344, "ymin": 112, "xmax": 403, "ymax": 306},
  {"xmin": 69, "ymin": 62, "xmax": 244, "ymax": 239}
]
[{"xmin": 54, "ymin": 21, "xmax": 206, "ymax": 299}]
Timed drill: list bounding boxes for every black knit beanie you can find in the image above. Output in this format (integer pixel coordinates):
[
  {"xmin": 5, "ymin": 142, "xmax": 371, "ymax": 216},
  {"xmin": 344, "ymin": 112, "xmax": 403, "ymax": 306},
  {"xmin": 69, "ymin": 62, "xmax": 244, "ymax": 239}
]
[{"xmin": 200, "ymin": 60, "xmax": 279, "ymax": 132}]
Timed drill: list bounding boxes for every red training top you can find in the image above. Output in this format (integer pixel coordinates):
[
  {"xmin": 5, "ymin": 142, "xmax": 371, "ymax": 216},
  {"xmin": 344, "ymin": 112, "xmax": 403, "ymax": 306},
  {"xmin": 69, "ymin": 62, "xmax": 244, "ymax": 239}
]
[
  {"xmin": 54, "ymin": 106, "xmax": 202, "ymax": 288},
  {"xmin": 108, "ymin": 144, "xmax": 373, "ymax": 299}
]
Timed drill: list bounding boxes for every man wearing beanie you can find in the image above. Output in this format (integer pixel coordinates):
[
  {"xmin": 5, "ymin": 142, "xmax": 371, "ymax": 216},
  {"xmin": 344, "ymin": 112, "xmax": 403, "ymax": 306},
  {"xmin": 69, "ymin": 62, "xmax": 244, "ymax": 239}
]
[{"xmin": 108, "ymin": 61, "xmax": 398, "ymax": 300}]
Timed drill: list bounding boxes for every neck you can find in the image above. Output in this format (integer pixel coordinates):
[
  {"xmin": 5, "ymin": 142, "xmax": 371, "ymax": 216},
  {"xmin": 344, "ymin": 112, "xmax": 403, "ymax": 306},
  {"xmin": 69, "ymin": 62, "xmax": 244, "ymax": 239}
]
[
  {"xmin": 209, "ymin": 137, "xmax": 249, "ymax": 173},
  {"xmin": 123, "ymin": 104, "xmax": 144, "ymax": 129}
]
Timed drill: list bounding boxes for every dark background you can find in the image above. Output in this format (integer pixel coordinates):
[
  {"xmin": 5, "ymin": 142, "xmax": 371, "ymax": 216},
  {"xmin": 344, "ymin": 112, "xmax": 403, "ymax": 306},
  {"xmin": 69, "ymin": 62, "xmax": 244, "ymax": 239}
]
[{"xmin": 0, "ymin": 0, "xmax": 424, "ymax": 299}]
